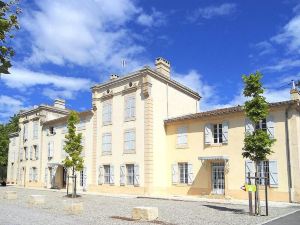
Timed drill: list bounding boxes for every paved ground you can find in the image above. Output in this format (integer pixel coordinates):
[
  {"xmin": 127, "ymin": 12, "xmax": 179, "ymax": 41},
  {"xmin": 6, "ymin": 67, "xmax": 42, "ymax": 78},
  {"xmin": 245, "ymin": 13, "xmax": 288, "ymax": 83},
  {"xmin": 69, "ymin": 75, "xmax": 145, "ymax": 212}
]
[
  {"xmin": 264, "ymin": 211, "xmax": 300, "ymax": 225},
  {"xmin": 0, "ymin": 187, "xmax": 299, "ymax": 225}
]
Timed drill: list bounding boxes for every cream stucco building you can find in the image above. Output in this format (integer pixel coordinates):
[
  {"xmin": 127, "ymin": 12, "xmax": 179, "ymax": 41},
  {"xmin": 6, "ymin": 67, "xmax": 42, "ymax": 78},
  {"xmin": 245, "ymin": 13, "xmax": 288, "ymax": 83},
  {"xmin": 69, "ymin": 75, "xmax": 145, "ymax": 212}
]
[{"xmin": 6, "ymin": 58, "xmax": 300, "ymax": 202}]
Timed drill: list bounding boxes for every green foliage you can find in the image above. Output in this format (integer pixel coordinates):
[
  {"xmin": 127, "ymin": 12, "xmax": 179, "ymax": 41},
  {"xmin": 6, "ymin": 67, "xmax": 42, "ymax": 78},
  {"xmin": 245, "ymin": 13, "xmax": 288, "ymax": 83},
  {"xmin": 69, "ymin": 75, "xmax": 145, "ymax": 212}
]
[
  {"xmin": 242, "ymin": 130, "xmax": 275, "ymax": 162},
  {"xmin": 63, "ymin": 111, "xmax": 84, "ymax": 172},
  {"xmin": 243, "ymin": 72, "xmax": 268, "ymax": 123},
  {"xmin": 0, "ymin": 114, "xmax": 19, "ymax": 167},
  {"xmin": 242, "ymin": 72, "xmax": 275, "ymax": 162},
  {"xmin": 0, "ymin": 0, "xmax": 20, "ymax": 74}
]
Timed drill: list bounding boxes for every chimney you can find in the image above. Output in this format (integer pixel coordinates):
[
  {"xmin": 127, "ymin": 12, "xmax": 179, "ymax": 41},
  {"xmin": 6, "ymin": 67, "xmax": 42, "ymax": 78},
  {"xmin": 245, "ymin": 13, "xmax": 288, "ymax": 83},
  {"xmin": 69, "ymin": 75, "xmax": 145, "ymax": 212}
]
[
  {"xmin": 110, "ymin": 74, "xmax": 119, "ymax": 81},
  {"xmin": 155, "ymin": 57, "xmax": 171, "ymax": 78},
  {"xmin": 54, "ymin": 99, "xmax": 66, "ymax": 109},
  {"xmin": 290, "ymin": 80, "xmax": 300, "ymax": 100}
]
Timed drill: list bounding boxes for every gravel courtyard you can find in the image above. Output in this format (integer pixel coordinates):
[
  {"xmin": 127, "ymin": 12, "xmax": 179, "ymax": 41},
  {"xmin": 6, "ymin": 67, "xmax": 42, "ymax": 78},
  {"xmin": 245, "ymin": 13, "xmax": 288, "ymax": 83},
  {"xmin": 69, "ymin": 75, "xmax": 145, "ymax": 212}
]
[{"xmin": 0, "ymin": 187, "xmax": 299, "ymax": 225}]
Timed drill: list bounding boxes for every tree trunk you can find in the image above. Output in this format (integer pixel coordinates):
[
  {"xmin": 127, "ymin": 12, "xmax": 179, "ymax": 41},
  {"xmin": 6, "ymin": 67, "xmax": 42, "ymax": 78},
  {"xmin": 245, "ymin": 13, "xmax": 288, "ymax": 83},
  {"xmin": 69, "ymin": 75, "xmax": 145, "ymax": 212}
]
[
  {"xmin": 72, "ymin": 167, "xmax": 75, "ymax": 198},
  {"xmin": 255, "ymin": 161, "xmax": 261, "ymax": 215}
]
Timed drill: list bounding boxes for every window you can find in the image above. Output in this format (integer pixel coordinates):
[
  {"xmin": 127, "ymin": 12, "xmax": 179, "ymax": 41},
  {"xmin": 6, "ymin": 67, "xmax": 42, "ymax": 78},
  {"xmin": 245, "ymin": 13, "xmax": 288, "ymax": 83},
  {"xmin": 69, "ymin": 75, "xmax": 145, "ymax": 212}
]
[
  {"xmin": 33, "ymin": 167, "xmax": 38, "ymax": 182},
  {"xmin": 80, "ymin": 170, "xmax": 84, "ymax": 187},
  {"xmin": 126, "ymin": 164, "xmax": 135, "ymax": 185},
  {"xmin": 213, "ymin": 124, "xmax": 223, "ymax": 143},
  {"xmin": 104, "ymin": 165, "xmax": 110, "ymax": 184},
  {"xmin": 23, "ymin": 123, "xmax": 28, "ymax": 141},
  {"xmin": 255, "ymin": 118, "xmax": 267, "ymax": 131},
  {"xmin": 124, "ymin": 130, "xmax": 135, "ymax": 152},
  {"xmin": 34, "ymin": 145, "xmax": 38, "ymax": 160},
  {"xmin": 258, "ymin": 161, "xmax": 270, "ymax": 185},
  {"xmin": 33, "ymin": 121, "xmax": 38, "ymax": 139},
  {"xmin": 178, "ymin": 163, "xmax": 188, "ymax": 184},
  {"xmin": 102, "ymin": 133, "xmax": 112, "ymax": 154},
  {"xmin": 102, "ymin": 101, "xmax": 112, "ymax": 125},
  {"xmin": 177, "ymin": 127, "xmax": 188, "ymax": 146},
  {"xmin": 49, "ymin": 127, "xmax": 55, "ymax": 135},
  {"xmin": 12, "ymin": 137, "xmax": 16, "ymax": 146},
  {"xmin": 124, "ymin": 95, "xmax": 135, "ymax": 120},
  {"xmin": 77, "ymin": 120, "xmax": 86, "ymax": 130},
  {"xmin": 24, "ymin": 147, "xmax": 28, "ymax": 160},
  {"xmin": 48, "ymin": 141, "xmax": 54, "ymax": 159},
  {"xmin": 61, "ymin": 125, "xmax": 67, "ymax": 134}
]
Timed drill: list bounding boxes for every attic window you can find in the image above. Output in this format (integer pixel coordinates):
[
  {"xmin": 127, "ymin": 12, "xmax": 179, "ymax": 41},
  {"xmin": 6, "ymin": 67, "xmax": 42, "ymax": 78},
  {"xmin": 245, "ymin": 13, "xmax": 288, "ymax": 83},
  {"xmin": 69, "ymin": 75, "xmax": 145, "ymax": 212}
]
[
  {"xmin": 129, "ymin": 82, "xmax": 133, "ymax": 87},
  {"xmin": 107, "ymin": 89, "xmax": 110, "ymax": 94},
  {"xmin": 49, "ymin": 126, "xmax": 55, "ymax": 135}
]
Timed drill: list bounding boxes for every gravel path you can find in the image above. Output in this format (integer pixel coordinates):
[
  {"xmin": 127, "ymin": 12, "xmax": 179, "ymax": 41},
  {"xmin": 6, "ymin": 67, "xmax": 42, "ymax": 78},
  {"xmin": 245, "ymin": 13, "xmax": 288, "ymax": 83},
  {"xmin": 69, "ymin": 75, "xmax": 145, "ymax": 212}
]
[{"xmin": 0, "ymin": 187, "xmax": 299, "ymax": 225}]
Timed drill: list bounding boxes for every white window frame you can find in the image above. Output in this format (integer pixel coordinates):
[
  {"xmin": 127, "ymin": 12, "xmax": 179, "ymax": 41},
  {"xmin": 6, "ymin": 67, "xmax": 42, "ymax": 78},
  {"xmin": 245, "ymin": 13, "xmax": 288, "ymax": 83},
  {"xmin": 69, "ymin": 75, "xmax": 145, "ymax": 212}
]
[
  {"xmin": 102, "ymin": 100, "xmax": 112, "ymax": 125},
  {"xmin": 177, "ymin": 126, "xmax": 188, "ymax": 147},
  {"xmin": 103, "ymin": 165, "xmax": 110, "ymax": 184},
  {"xmin": 124, "ymin": 95, "xmax": 136, "ymax": 121},
  {"xmin": 126, "ymin": 164, "xmax": 135, "ymax": 185},
  {"xmin": 33, "ymin": 121, "xmax": 38, "ymax": 139},
  {"xmin": 213, "ymin": 123, "xmax": 223, "ymax": 144},
  {"xmin": 102, "ymin": 133, "xmax": 112, "ymax": 154},
  {"xmin": 178, "ymin": 163, "xmax": 188, "ymax": 184},
  {"xmin": 124, "ymin": 129, "xmax": 135, "ymax": 153}
]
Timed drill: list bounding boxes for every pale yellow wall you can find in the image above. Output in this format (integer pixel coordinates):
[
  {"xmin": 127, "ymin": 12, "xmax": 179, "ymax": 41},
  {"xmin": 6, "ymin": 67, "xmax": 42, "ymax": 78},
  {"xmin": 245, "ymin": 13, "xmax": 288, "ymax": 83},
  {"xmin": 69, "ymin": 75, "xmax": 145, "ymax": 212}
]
[
  {"xmin": 165, "ymin": 106, "xmax": 296, "ymax": 202},
  {"xmin": 7, "ymin": 136, "xmax": 18, "ymax": 184},
  {"xmin": 150, "ymin": 75, "xmax": 199, "ymax": 193},
  {"xmin": 93, "ymin": 76, "xmax": 146, "ymax": 190}
]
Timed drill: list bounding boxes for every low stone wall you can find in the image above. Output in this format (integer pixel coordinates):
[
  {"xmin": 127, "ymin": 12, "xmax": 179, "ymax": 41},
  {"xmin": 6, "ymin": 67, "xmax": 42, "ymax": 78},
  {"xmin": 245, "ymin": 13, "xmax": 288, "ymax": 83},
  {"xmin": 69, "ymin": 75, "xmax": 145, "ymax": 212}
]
[{"xmin": 132, "ymin": 206, "xmax": 158, "ymax": 221}]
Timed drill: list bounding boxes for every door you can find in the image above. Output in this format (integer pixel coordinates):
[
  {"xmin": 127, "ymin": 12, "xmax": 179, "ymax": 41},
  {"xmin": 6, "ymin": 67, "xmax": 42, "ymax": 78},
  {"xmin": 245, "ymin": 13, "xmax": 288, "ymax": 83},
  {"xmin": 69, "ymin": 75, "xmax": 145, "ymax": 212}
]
[
  {"xmin": 212, "ymin": 162, "xmax": 225, "ymax": 195},
  {"xmin": 62, "ymin": 168, "xmax": 67, "ymax": 188}
]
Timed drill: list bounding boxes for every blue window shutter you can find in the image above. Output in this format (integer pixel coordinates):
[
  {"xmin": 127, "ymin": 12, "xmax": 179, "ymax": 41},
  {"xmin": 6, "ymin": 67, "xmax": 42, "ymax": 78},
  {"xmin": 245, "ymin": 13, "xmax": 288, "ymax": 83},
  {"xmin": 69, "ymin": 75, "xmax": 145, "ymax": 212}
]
[
  {"xmin": 120, "ymin": 164, "xmax": 125, "ymax": 186},
  {"xmin": 188, "ymin": 163, "xmax": 193, "ymax": 185},
  {"xmin": 267, "ymin": 116, "xmax": 275, "ymax": 139},
  {"xmin": 110, "ymin": 164, "xmax": 114, "ymax": 185},
  {"xmin": 98, "ymin": 165, "xmax": 103, "ymax": 185},
  {"xmin": 172, "ymin": 163, "xmax": 178, "ymax": 184},
  {"xmin": 222, "ymin": 121, "xmax": 229, "ymax": 144},
  {"xmin": 134, "ymin": 164, "xmax": 139, "ymax": 186},
  {"xmin": 245, "ymin": 160, "xmax": 255, "ymax": 183},
  {"xmin": 269, "ymin": 160, "xmax": 278, "ymax": 187},
  {"xmin": 204, "ymin": 124, "xmax": 212, "ymax": 145},
  {"xmin": 245, "ymin": 118, "xmax": 254, "ymax": 134}
]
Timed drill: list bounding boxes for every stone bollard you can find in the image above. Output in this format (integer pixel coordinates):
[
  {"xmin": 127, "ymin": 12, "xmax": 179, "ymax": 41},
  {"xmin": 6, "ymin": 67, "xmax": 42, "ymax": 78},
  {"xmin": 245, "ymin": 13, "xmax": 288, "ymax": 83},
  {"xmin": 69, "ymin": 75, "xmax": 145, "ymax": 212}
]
[
  {"xmin": 132, "ymin": 207, "xmax": 158, "ymax": 221},
  {"xmin": 63, "ymin": 200, "xmax": 83, "ymax": 214},
  {"xmin": 4, "ymin": 191, "xmax": 17, "ymax": 200},
  {"xmin": 29, "ymin": 195, "xmax": 45, "ymax": 205}
]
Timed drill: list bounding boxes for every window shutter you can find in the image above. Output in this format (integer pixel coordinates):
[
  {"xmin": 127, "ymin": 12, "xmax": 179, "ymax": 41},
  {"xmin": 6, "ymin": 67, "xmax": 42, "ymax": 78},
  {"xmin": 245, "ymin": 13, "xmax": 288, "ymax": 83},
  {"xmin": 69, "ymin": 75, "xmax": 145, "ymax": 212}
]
[
  {"xmin": 245, "ymin": 118, "xmax": 254, "ymax": 135},
  {"xmin": 269, "ymin": 160, "xmax": 278, "ymax": 187},
  {"xmin": 83, "ymin": 167, "xmax": 87, "ymax": 191},
  {"xmin": 98, "ymin": 165, "xmax": 104, "ymax": 185},
  {"xmin": 35, "ymin": 145, "xmax": 39, "ymax": 160},
  {"xmin": 110, "ymin": 164, "xmax": 114, "ymax": 185},
  {"xmin": 134, "ymin": 164, "xmax": 140, "ymax": 186},
  {"xmin": 188, "ymin": 163, "xmax": 193, "ymax": 185},
  {"xmin": 172, "ymin": 163, "xmax": 178, "ymax": 184},
  {"xmin": 44, "ymin": 167, "xmax": 48, "ymax": 187},
  {"xmin": 222, "ymin": 121, "xmax": 229, "ymax": 144},
  {"xmin": 204, "ymin": 124, "xmax": 212, "ymax": 145},
  {"xmin": 120, "ymin": 164, "xmax": 125, "ymax": 185},
  {"xmin": 49, "ymin": 141, "xmax": 54, "ymax": 158},
  {"xmin": 20, "ymin": 148, "xmax": 23, "ymax": 161},
  {"xmin": 29, "ymin": 167, "xmax": 33, "ymax": 181},
  {"xmin": 245, "ymin": 160, "xmax": 255, "ymax": 183},
  {"xmin": 30, "ymin": 146, "xmax": 33, "ymax": 160},
  {"xmin": 35, "ymin": 168, "xmax": 38, "ymax": 182},
  {"xmin": 266, "ymin": 116, "xmax": 275, "ymax": 139}
]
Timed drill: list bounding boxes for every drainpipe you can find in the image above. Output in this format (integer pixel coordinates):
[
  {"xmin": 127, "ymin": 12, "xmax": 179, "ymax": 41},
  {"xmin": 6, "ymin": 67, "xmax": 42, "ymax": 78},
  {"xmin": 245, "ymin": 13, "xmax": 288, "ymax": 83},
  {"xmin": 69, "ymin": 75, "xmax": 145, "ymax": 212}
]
[{"xmin": 285, "ymin": 105, "xmax": 292, "ymax": 203}]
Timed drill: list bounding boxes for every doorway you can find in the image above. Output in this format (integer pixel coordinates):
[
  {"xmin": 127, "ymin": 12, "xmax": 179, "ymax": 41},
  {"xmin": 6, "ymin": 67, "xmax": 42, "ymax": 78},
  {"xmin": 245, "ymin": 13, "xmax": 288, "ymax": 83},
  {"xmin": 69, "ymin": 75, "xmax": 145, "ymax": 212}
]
[{"xmin": 211, "ymin": 162, "xmax": 225, "ymax": 195}]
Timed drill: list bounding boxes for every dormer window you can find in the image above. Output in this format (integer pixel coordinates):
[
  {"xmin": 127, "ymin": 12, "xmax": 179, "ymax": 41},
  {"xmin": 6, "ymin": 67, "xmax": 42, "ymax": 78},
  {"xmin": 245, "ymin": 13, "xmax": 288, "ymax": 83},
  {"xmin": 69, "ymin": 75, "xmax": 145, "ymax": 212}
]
[{"xmin": 49, "ymin": 126, "xmax": 55, "ymax": 135}]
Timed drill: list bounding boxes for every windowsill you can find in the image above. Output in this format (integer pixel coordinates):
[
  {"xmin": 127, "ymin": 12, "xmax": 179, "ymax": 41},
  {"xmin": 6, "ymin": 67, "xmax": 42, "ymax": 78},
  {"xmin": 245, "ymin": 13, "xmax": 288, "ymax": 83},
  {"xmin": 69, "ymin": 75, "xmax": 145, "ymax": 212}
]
[
  {"xmin": 174, "ymin": 183, "xmax": 189, "ymax": 187},
  {"xmin": 176, "ymin": 144, "xmax": 189, "ymax": 149},
  {"xmin": 101, "ymin": 152, "xmax": 112, "ymax": 156},
  {"xmin": 124, "ymin": 117, "xmax": 136, "ymax": 122},
  {"xmin": 102, "ymin": 122, "xmax": 112, "ymax": 126},
  {"xmin": 123, "ymin": 150, "xmax": 136, "ymax": 154}
]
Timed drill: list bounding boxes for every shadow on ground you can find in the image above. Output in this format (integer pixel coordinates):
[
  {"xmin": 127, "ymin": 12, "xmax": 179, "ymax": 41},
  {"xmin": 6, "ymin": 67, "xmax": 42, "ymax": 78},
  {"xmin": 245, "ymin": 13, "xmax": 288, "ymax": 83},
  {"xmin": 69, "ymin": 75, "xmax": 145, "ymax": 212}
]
[
  {"xmin": 110, "ymin": 216, "xmax": 177, "ymax": 225},
  {"xmin": 203, "ymin": 204, "xmax": 246, "ymax": 214}
]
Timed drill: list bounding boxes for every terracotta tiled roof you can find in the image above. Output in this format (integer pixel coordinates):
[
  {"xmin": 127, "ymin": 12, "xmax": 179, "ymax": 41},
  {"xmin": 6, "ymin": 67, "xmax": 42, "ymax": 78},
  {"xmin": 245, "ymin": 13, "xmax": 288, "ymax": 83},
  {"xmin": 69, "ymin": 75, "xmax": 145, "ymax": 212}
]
[
  {"xmin": 164, "ymin": 100, "xmax": 298, "ymax": 124},
  {"xmin": 43, "ymin": 110, "xmax": 93, "ymax": 126}
]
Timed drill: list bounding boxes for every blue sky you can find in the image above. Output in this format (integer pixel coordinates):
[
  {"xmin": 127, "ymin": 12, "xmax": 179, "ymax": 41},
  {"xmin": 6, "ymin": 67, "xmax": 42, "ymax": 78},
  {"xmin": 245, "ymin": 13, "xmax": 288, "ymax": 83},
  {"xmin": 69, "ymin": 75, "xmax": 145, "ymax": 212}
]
[{"xmin": 0, "ymin": 0, "xmax": 300, "ymax": 123}]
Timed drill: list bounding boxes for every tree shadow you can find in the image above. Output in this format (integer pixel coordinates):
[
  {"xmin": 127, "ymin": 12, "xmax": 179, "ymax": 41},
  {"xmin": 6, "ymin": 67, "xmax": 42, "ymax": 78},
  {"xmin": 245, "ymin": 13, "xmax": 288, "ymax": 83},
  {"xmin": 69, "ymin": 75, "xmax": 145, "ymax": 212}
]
[{"xmin": 203, "ymin": 204, "xmax": 246, "ymax": 214}]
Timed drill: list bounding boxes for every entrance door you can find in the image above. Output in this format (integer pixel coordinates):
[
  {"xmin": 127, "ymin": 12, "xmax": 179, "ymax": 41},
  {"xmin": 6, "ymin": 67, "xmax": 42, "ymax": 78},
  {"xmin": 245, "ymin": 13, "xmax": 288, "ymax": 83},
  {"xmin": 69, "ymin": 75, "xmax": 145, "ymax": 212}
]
[{"xmin": 212, "ymin": 162, "xmax": 225, "ymax": 195}]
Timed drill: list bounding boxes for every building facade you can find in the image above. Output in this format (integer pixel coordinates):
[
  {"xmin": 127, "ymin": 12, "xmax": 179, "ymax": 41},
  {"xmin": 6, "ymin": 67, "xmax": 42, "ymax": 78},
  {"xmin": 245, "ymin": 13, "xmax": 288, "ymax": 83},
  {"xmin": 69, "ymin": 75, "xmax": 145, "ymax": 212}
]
[{"xmin": 6, "ymin": 58, "xmax": 300, "ymax": 202}]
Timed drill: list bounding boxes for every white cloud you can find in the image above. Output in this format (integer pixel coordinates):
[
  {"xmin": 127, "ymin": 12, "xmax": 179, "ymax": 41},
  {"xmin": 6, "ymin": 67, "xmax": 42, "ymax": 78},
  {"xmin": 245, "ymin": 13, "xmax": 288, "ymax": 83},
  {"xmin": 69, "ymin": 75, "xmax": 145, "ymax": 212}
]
[
  {"xmin": 188, "ymin": 3, "xmax": 237, "ymax": 22},
  {"xmin": 137, "ymin": 9, "xmax": 166, "ymax": 27},
  {"xmin": 272, "ymin": 14, "xmax": 300, "ymax": 53},
  {"xmin": 2, "ymin": 68, "xmax": 94, "ymax": 99},
  {"xmin": 253, "ymin": 41, "xmax": 276, "ymax": 56},
  {"xmin": 0, "ymin": 95, "xmax": 26, "ymax": 122},
  {"xmin": 20, "ymin": 0, "xmax": 154, "ymax": 72},
  {"xmin": 262, "ymin": 58, "xmax": 300, "ymax": 72}
]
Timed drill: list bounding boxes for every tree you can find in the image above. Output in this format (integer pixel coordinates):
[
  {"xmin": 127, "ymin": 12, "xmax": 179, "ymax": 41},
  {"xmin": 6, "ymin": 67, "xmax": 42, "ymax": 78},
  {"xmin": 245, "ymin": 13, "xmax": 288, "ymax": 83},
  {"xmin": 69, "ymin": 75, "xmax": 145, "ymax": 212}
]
[
  {"xmin": 0, "ymin": 0, "xmax": 20, "ymax": 75},
  {"xmin": 242, "ymin": 72, "xmax": 275, "ymax": 215},
  {"xmin": 0, "ymin": 114, "xmax": 19, "ymax": 182},
  {"xmin": 63, "ymin": 111, "xmax": 84, "ymax": 198}
]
